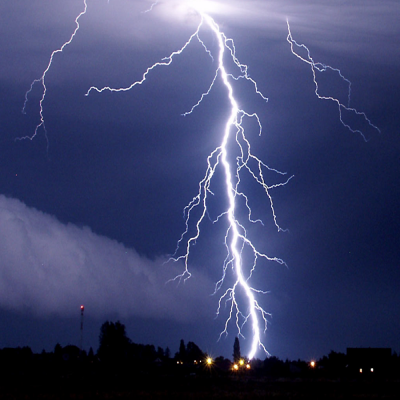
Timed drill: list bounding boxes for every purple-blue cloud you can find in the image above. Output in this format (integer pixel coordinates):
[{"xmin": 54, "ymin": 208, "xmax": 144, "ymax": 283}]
[{"xmin": 0, "ymin": 194, "xmax": 213, "ymax": 320}]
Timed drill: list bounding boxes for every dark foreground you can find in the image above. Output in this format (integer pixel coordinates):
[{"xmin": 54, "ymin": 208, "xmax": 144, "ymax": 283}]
[{"xmin": 1, "ymin": 376, "xmax": 399, "ymax": 399}]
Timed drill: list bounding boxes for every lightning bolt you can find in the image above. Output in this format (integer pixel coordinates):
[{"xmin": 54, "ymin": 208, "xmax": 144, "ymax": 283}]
[
  {"xmin": 142, "ymin": 1, "xmax": 159, "ymax": 14},
  {"xmin": 86, "ymin": 5, "xmax": 294, "ymax": 360},
  {"xmin": 20, "ymin": 0, "xmax": 88, "ymax": 147},
  {"xmin": 286, "ymin": 19, "xmax": 381, "ymax": 139},
  {"xmin": 20, "ymin": 1, "xmax": 380, "ymax": 360}
]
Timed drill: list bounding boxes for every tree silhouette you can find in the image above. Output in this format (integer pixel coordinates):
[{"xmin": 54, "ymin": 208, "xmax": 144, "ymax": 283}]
[
  {"xmin": 97, "ymin": 321, "xmax": 131, "ymax": 365},
  {"xmin": 88, "ymin": 347, "xmax": 95, "ymax": 361},
  {"xmin": 233, "ymin": 337, "xmax": 241, "ymax": 362},
  {"xmin": 186, "ymin": 341, "xmax": 204, "ymax": 363},
  {"xmin": 177, "ymin": 339, "xmax": 186, "ymax": 362},
  {"xmin": 157, "ymin": 346, "xmax": 164, "ymax": 360},
  {"xmin": 164, "ymin": 347, "xmax": 171, "ymax": 360}
]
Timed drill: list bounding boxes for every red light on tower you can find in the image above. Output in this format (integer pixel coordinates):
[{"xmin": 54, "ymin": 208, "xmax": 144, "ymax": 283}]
[{"xmin": 80, "ymin": 305, "xmax": 84, "ymax": 352}]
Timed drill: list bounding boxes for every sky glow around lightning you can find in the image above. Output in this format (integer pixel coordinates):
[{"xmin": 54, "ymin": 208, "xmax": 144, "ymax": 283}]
[{"xmin": 21, "ymin": 0, "xmax": 380, "ymax": 360}]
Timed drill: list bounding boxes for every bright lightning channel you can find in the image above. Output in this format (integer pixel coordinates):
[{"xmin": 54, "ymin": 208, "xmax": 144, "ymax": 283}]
[
  {"xmin": 20, "ymin": 1, "xmax": 380, "ymax": 360},
  {"xmin": 20, "ymin": 0, "xmax": 88, "ymax": 147},
  {"xmin": 86, "ymin": 5, "xmax": 292, "ymax": 360}
]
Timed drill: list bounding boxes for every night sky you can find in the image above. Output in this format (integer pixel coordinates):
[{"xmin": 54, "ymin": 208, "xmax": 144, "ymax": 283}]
[{"xmin": 0, "ymin": 0, "xmax": 399, "ymax": 361}]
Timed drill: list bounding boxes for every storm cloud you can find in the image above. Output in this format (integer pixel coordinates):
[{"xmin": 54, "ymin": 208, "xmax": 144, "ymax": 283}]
[{"xmin": 0, "ymin": 194, "xmax": 213, "ymax": 320}]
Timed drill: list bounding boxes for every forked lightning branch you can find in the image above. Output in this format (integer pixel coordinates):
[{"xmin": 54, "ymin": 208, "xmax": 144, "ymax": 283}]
[
  {"xmin": 86, "ymin": 5, "xmax": 290, "ymax": 361},
  {"xmin": 22, "ymin": 0, "xmax": 379, "ymax": 360}
]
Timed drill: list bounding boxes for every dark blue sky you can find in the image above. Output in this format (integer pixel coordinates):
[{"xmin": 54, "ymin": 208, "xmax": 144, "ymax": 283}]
[{"xmin": 0, "ymin": 0, "xmax": 399, "ymax": 361}]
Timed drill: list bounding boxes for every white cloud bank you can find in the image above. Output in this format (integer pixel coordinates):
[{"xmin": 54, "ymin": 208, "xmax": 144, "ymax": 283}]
[{"xmin": 0, "ymin": 195, "xmax": 213, "ymax": 320}]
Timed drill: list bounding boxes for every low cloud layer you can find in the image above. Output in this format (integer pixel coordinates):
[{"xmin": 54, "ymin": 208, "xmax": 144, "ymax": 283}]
[{"xmin": 0, "ymin": 195, "xmax": 213, "ymax": 321}]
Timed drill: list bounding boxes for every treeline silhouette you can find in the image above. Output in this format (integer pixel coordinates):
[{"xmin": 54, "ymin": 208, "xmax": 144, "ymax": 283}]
[{"xmin": 1, "ymin": 320, "xmax": 400, "ymax": 393}]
